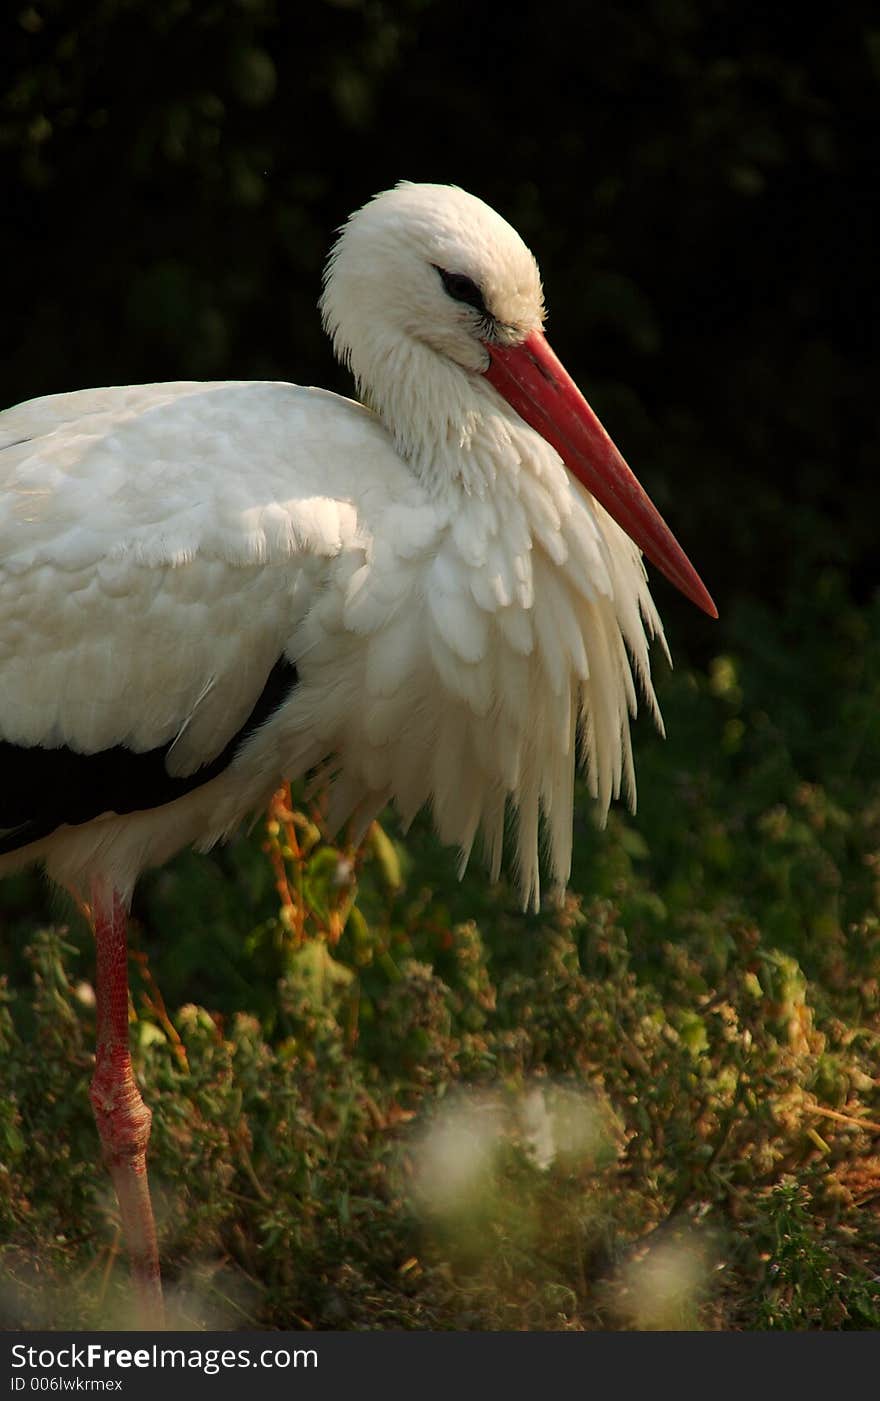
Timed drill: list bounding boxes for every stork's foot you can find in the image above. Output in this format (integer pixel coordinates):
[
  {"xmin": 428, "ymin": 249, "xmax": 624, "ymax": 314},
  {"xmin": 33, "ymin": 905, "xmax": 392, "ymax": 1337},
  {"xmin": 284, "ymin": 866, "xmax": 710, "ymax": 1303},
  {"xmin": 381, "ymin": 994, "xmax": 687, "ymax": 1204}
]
[{"xmin": 90, "ymin": 880, "xmax": 165, "ymax": 1329}]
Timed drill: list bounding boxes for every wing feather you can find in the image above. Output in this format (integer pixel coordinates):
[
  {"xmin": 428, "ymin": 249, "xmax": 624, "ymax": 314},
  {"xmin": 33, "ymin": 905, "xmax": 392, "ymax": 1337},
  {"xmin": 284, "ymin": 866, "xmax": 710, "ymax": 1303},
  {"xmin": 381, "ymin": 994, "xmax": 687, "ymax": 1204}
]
[{"xmin": 0, "ymin": 380, "xmax": 405, "ymax": 771}]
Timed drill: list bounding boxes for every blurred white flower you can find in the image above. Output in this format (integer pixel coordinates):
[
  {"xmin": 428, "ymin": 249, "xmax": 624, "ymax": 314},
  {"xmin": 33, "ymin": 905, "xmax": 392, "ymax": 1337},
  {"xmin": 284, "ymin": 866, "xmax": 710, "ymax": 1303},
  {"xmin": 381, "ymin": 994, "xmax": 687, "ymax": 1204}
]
[
  {"xmin": 614, "ymin": 1233, "xmax": 708, "ymax": 1330},
  {"xmin": 412, "ymin": 1095, "xmax": 502, "ymax": 1216}
]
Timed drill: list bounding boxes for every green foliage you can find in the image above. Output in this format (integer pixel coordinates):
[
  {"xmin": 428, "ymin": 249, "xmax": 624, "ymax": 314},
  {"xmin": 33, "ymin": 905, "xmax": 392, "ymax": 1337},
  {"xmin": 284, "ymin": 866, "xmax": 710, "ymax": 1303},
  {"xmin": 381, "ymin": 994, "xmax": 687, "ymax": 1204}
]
[{"xmin": 1, "ymin": 584, "xmax": 879, "ymax": 1330}]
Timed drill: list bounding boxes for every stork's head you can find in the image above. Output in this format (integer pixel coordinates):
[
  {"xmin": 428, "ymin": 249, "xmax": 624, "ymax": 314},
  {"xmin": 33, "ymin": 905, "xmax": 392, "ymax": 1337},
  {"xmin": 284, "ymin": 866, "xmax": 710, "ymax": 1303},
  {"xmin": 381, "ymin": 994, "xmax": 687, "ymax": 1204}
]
[
  {"xmin": 321, "ymin": 182, "xmax": 545, "ymax": 371},
  {"xmin": 321, "ymin": 182, "xmax": 716, "ymax": 619}
]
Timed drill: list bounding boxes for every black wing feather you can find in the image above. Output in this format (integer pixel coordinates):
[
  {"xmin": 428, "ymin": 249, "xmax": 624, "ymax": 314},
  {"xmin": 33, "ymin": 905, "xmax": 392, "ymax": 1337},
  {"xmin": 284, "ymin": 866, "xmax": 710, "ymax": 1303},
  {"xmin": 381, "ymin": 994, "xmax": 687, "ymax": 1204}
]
[{"xmin": 0, "ymin": 655, "xmax": 298, "ymax": 855}]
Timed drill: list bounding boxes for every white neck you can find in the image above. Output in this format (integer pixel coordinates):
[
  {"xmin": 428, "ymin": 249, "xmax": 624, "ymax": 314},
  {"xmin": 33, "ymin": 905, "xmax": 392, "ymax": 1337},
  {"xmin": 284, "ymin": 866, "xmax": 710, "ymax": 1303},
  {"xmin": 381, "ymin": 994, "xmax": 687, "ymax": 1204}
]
[{"xmin": 351, "ymin": 333, "xmax": 526, "ymax": 502}]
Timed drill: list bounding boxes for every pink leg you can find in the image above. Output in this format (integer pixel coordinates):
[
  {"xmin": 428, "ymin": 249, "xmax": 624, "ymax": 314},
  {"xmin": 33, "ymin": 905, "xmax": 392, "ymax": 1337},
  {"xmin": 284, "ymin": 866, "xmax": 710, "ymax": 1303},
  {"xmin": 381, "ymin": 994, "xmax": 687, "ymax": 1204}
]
[{"xmin": 88, "ymin": 879, "xmax": 164, "ymax": 1327}]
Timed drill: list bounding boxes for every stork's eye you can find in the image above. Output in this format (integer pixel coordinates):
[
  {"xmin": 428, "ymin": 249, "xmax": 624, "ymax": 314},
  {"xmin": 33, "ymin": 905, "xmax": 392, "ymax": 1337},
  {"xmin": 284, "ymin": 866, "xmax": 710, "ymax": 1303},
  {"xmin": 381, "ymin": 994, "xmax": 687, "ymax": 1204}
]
[{"xmin": 435, "ymin": 266, "xmax": 489, "ymax": 317}]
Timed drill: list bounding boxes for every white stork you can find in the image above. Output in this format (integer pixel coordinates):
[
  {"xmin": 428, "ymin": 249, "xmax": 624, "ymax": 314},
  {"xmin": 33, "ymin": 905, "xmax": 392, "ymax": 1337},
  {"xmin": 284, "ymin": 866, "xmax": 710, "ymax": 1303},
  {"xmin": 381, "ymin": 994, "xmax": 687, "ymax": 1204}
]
[{"xmin": 0, "ymin": 182, "xmax": 715, "ymax": 1325}]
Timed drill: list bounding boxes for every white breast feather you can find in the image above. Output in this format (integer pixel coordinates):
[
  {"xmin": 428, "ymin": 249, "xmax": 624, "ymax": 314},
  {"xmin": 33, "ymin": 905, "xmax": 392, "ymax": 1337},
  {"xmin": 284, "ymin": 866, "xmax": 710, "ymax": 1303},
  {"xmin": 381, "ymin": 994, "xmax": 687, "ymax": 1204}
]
[{"xmin": 267, "ymin": 415, "xmax": 665, "ymax": 911}]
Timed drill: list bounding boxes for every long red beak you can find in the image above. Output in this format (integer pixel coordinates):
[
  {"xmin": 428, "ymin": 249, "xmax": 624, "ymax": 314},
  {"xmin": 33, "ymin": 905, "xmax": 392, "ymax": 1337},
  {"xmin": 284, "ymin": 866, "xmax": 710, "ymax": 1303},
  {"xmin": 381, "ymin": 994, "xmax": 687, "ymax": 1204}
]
[{"xmin": 483, "ymin": 330, "xmax": 717, "ymax": 619}]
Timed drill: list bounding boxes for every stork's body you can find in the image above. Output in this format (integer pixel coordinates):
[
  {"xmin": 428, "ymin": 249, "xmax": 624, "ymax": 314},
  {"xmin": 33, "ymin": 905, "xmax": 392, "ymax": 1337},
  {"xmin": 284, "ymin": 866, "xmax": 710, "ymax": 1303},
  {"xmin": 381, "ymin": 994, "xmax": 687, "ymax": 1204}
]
[
  {"xmin": 0, "ymin": 184, "xmax": 714, "ymax": 1324},
  {"xmin": 1, "ymin": 374, "xmax": 663, "ymax": 909}
]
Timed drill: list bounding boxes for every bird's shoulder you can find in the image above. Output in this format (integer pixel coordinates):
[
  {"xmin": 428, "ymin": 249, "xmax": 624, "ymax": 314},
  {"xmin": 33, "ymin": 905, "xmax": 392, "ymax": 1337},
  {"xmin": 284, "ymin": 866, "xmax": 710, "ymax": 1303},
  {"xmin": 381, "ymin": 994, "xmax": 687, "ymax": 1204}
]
[
  {"xmin": 0, "ymin": 380, "xmax": 429, "ymax": 764},
  {"xmin": 0, "ymin": 379, "xmax": 418, "ymax": 573}
]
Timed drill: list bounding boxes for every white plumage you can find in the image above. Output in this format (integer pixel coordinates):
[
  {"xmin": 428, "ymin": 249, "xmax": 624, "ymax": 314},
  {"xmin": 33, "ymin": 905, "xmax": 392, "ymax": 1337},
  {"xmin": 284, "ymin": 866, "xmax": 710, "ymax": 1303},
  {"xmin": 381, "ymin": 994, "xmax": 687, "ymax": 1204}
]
[
  {"xmin": 0, "ymin": 183, "xmax": 711, "ymax": 914},
  {"xmin": 0, "ymin": 373, "xmax": 661, "ymax": 909}
]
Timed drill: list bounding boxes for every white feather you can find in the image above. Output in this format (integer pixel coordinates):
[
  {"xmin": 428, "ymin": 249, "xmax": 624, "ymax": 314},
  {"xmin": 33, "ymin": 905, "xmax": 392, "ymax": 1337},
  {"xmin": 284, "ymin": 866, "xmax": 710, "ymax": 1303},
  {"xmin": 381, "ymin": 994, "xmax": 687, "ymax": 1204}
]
[{"xmin": 0, "ymin": 182, "xmax": 673, "ymax": 910}]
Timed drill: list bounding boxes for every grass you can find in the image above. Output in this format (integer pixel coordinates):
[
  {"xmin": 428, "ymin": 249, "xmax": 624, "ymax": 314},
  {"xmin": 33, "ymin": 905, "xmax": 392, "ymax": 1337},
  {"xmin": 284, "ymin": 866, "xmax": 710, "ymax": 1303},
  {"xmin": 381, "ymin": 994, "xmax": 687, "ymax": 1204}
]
[{"xmin": 1, "ymin": 572, "xmax": 879, "ymax": 1330}]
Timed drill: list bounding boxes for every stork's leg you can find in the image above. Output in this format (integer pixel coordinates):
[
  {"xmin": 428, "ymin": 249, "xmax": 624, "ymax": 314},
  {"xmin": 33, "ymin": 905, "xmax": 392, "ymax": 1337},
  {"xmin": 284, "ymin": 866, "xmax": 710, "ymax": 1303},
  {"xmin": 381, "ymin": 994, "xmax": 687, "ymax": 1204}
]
[{"xmin": 88, "ymin": 879, "xmax": 164, "ymax": 1327}]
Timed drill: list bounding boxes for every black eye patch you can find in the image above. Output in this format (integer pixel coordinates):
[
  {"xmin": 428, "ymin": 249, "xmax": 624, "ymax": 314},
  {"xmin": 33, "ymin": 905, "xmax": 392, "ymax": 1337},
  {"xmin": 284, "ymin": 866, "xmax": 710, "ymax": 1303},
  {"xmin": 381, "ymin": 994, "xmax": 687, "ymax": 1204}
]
[{"xmin": 434, "ymin": 266, "xmax": 490, "ymax": 318}]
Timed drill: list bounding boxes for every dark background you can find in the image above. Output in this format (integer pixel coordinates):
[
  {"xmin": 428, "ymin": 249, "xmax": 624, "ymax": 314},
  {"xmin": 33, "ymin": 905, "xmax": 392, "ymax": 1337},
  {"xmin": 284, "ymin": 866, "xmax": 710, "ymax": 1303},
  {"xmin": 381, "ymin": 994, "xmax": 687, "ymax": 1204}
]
[{"xmin": 2, "ymin": 0, "xmax": 876, "ymax": 660}]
